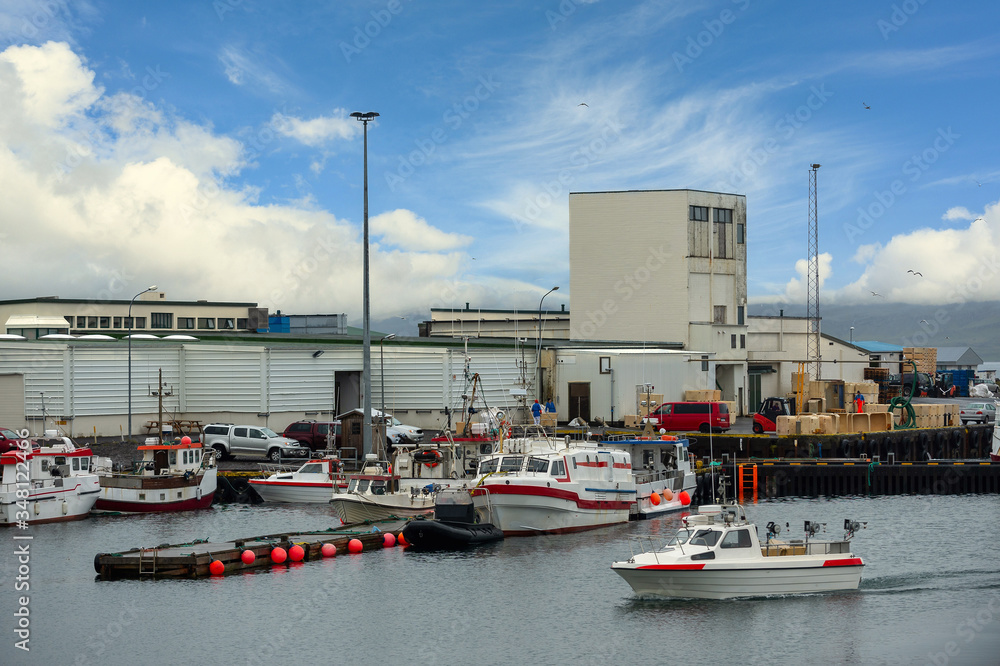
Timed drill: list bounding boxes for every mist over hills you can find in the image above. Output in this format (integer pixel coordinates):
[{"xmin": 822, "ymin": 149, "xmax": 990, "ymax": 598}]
[{"xmin": 749, "ymin": 301, "xmax": 1000, "ymax": 362}]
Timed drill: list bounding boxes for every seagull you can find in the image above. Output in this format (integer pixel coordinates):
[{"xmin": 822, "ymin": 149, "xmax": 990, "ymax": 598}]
[
  {"xmin": 577, "ymin": 103, "xmax": 589, "ymax": 107},
  {"xmin": 907, "ymin": 269, "xmax": 923, "ymax": 277},
  {"xmin": 975, "ymin": 179, "xmax": 983, "ymax": 187},
  {"xmin": 862, "ymin": 102, "xmax": 871, "ymax": 110},
  {"xmin": 870, "ymin": 290, "xmax": 883, "ymax": 297},
  {"xmin": 920, "ymin": 319, "xmax": 929, "ymax": 324}
]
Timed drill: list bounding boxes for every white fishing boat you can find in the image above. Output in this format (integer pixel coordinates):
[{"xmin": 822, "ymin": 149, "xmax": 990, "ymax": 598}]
[
  {"xmin": 249, "ymin": 457, "xmax": 348, "ymax": 503},
  {"xmin": 611, "ymin": 503, "xmax": 866, "ymax": 599},
  {"xmin": 598, "ymin": 432, "xmax": 695, "ymax": 518},
  {"xmin": 1, "ymin": 431, "xmax": 100, "ymax": 525},
  {"xmin": 92, "ymin": 436, "xmax": 217, "ymax": 514},
  {"xmin": 472, "ymin": 433, "xmax": 636, "ymax": 536}
]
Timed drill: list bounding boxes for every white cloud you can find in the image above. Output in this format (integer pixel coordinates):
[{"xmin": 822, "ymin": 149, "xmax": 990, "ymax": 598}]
[
  {"xmin": 0, "ymin": 41, "xmax": 100, "ymax": 127},
  {"xmin": 371, "ymin": 209, "xmax": 472, "ymax": 251},
  {"xmin": 942, "ymin": 206, "xmax": 975, "ymax": 221},
  {"xmin": 272, "ymin": 110, "xmax": 357, "ymax": 148}
]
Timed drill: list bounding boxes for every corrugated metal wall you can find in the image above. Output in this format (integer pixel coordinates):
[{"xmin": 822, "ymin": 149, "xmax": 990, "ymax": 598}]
[{"xmin": 0, "ymin": 373, "xmax": 25, "ymax": 428}]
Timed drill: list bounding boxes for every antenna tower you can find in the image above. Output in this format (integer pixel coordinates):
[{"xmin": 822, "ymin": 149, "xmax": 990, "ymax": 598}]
[{"xmin": 807, "ymin": 164, "xmax": 821, "ymax": 380}]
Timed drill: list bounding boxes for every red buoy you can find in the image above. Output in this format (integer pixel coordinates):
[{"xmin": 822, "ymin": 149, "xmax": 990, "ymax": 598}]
[
  {"xmin": 271, "ymin": 547, "xmax": 287, "ymax": 564},
  {"xmin": 348, "ymin": 538, "xmax": 363, "ymax": 554},
  {"xmin": 180, "ymin": 436, "xmax": 192, "ymax": 446},
  {"xmin": 289, "ymin": 544, "xmax": 305, "ymax": 562},
  {"xmin": 241, "ymin": 550, "xmax": 255, "ymax": 565},
  {"xmin": 397, "ymin": 532, "xmax": 408, "ymax": 547},
  {"xmin": 383, "ymin": 533, "xmax": 396, "ymax": 548},
  {"xmin": 209, "ymin": 560, "xmax": 224, "ymax": 575},
  {"xmin": 650, "ymin": 492, "xmax": 661, "ymax": 506},
  {"xmin": 678, "ymin": 490, "xmax": 691, "ymax": 506},
  {"xmin": 321, "ymin": 543, "xmax": 337, "ymax": 557}
]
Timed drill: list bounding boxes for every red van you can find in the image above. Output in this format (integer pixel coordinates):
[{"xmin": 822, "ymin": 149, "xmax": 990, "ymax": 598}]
[{"xmin": 643, "ymin": 401, "xmax": 730, "ymax": 433}]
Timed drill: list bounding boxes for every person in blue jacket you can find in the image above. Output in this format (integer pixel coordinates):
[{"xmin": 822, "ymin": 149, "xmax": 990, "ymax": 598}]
[
  {"xmin": 545, "ymin": 399, "xmax": 556, "ymax": 413},
  {"xmin": 531, "ymin": 399, "xmax": 542, "ymax": 425}
]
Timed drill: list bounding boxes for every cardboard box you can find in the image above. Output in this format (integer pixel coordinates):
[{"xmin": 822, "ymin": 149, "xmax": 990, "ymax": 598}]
[{"xmin": 540, "ymin": 413, "xmax": 557, "ymax": 427}]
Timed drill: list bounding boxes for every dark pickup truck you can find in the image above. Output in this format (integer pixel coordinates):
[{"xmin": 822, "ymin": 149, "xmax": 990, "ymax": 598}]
[{"xmin": 282, "ymin": 420, "xmax": 342, "ymax": 451}]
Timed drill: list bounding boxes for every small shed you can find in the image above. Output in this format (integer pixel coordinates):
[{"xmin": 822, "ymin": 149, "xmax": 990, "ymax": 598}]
[{"xmin": 335, "ymin": 408, "xmax": 386, "ymax": 460}]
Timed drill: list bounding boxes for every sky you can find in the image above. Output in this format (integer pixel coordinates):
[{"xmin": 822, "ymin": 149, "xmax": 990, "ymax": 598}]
[{"xmin": 0, "ymin": 0, "xmax": 998, "ymax": 333}]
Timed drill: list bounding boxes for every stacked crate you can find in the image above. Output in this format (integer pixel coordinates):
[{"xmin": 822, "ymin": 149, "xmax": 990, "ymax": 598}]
[
  {"xmin": 684, "ymin": 389, "xmax": 721, "ymax": 401},
  {"xmin": 902, "ymin": 347, "xmax": 937, "ymax": 373}
]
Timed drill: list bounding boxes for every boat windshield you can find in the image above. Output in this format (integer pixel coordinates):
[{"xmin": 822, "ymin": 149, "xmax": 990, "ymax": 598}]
[
  {"xmin": 689, "ymin": 529, "xmax": 721, "ymax": 547},
  {"xmin": 348, "ymin": 479, "xmax": 371, "ymax": 493},
  {"xmin": 478, "ymin": 458, "xmax": 498, "ymax": 474},
  {"xmin": 499, "ymin": 456, "xmax": 523, "ymax": 473},
  {"xmin": 298, "ymin": 463, "xmax": 323, "ymax": 474},
  {"xmin": 667, "ymin": 529, "xmax": 693, "ymax": 547},
  {"xmin": 526, "ymin": 456, "xmax": 549, "ymax": 473}
]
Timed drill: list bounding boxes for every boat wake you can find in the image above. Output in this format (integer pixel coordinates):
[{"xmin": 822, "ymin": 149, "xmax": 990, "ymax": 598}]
[{"xmin": 861, "ymin": 569, "xmax": 1000, "ymax": 595}]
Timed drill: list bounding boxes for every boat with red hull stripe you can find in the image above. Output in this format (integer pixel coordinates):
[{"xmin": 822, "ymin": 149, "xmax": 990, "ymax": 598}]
[{"xmin": 1, "ymin": 432, "xmax": 100, "ymax": 525}]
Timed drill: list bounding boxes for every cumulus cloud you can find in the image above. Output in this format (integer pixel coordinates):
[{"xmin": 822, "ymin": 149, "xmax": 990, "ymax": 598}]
[
  {"xmin": 0, "ymin": 41, "xmax": 488, "ymax": 320},
  {"xmin": 272, "ymin": 110, "xmax": 357, "ymax": 148},
  {"xmin": 942, "ymin": 206, "xmax": 976, "ymax": 221},
  {"xmin": 370, "ymin": 209, "xmax": 472, "ymax": 251}
]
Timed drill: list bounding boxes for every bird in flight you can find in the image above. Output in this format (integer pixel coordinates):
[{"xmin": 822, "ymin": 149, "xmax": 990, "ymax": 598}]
[
  {"xmin": 870, "ymin": 290, "xmax": 882, "ymax": 297},
  {"xmin": 577, "ymin": 102, "xmax": 589, "ymax": 107},
  {"xmin": 907, "ymin": 269, "xmax": 923, "ymax": 277},
  {"xmin": 920, "ymin": 319, "xmax": 929, "ymax": 324},
  {"xmin": 862, "ymin": 102, "xmax": 871, "ymax": 110},
  {"xmin": 975, "ymin": 179, "xmax": 983, "ymax": 187}
]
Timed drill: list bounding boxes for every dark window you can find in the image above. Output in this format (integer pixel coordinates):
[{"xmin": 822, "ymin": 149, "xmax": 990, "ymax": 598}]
[
  {"xmin": 721, "ymin": 529, "xmax": 753, "ymax": 549},
  {"xmin": 714, "ymin": 208, "xmax": 732, "ymax": 258},
  {"xmin": 198, "ymin": 318, "xmax": 216, "ymax": 330},
  {"xmin": 99, "ymin": 317, "xmax": 110, "ymax": 328},
  {"xmin": 737, "ymin": 222, "xmax": 745, "ymax": 244},
  {"xmin": 714, "ymin": 305, "xmax": 726, "ymax": 324},
  {"xmin": 287, "ymin": 423, "xmax": 310, "ymax": 433},
  {"xmin": 740, "ymin": 334, "xmax": 746, "ymax": 349},
  {"xmin": 674, "ymin": 403, "xmax": 707, "ymax": 414},
  {"xmin": 177, "ymin": 317, "xmax": 195, "ymax": 329},
  {"xmin": 737, "ymin": 306, "xmax": 745, "ymax": 326},
  {"xmin": 219, "ymin": 318, "xmax": 235, "ymax": 330},
  {"xmin": 317, "ymin": 424, "xmax": 329, "ymax": 435},
  {"xmin": 526, "ymin": 457, "xmax": 549, "ymax": 473},
  {"xmin": 713, "ymin": 208, "xmax": 733, "ymax": 224},
  {"xmin": 87, "ymin": 316, "xmax": 97, "ymax": 328},
  {"xmin": 113, "ymin": 317, "xmax": 122, "ymax": 328},
  {"xmin": 551, "ymin": 460, "xmax": 565, "ymax": 476},
  {"xmin": 76, "ymin": 316, "xmax": 86, "ymax": 328},
  {"xmin": 150, "ymin": 313, "xmax": 172, "ymax": 329},
  {"xmin": 689, "ymin": 205, "xmax": 709, "ymax": 221},
  {"xmin": 731, "ymin": 334, "xmax": 737, "ymax": 349},
  {"xmin": 237, "ymin": 318, "xmax": 249, "ymax": 329},
  {"xmin": 690, "ymin": 529, "xmax": 721, "ymax": 547},
  {"xmin": 351, "ymin": 421, "xmax": 361, "ymax": 435},
  {"xmin": 233, "ymin": 427, "xmax": 247, "ymax": 437}
]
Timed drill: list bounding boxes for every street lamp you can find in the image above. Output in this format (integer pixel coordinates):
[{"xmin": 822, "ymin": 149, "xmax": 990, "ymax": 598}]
[
  {"xmin": 351, "ymin": 111, "xmax": 379, "ymax": 459},
  {"xmin": 535, "ymin": 286, "xmax": 559, "ymax": 402},
  {"xmin": 380, "ymin": 333, "xmax": 395, "ymax": 421},
  {"xmin": 127, "ymin": 285, "xmax": 157, "ymax": 438}
]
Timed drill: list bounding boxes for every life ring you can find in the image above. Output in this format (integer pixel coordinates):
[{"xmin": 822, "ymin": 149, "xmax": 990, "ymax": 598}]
[{"xmin": 413, "ymin": 449, "xmax": 442, "ymax": 467}]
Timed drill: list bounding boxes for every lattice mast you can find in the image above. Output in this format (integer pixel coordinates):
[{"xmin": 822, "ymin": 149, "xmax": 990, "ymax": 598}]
[{"xmin": 807, "ymin": 164, "xmax": 821, "ymax": 380}]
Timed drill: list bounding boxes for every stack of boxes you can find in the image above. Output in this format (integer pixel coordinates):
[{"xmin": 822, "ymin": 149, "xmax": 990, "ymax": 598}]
[{"xmin": 903, "ymin": 347, "xmax": 937, "ymax": 373}]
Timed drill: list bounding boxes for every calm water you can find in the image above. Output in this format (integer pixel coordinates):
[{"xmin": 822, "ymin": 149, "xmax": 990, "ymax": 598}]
[{"xmin": 3, "ymin": 494, "xmax": 999, "ymax": 666}]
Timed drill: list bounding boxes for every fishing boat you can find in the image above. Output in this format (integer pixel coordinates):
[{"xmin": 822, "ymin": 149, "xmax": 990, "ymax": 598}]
[
  {"xmin": 92, "ymin": 436, "xmax": 217, "ymax": 514},
  {"xmin": 611, "ymin": 503, "xmax": 866, "ymax": 599},
  {"xmin": 249, "ymin": 457, "xmax": 349, "ymax": 503},
  {"xmin": 1, "ymin": 431, "xmax": 100, "ymax": 525},
  {"xmin": 330, "ymin": 452, "xmax": 459, "ymax": 523},
  {"xmin": 401, "ymin": 487, "xmax": 503, "ymax": 550},
  {"xmin": 599, "ymin": 430, "xmax": 696, "ymax": 518},
  {"xmin": 472, "ymin": 432, "xmax": 636, "ymax": 536}
]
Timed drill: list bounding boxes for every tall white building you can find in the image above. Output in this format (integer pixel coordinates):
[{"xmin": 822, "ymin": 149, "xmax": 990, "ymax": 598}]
[{"xmin": 569, "ymin": 189, "xmax": 748, "ymax": 407}]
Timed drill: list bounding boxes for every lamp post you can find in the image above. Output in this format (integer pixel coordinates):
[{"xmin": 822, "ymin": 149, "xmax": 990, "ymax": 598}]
[
  {"xmin": 127, "ymin": 285, "xmax": 157, "ymax": 438},
  {"xmin": 380, "ymin": 333, "xmax": 395, "ymax": 420},
  {"xmin": 351, "ymin": 111, "xmax": 379, "ymax": 459},
  {"xmin": 535, "ymin": 286, "xmax": 559, "ymax": 401}
]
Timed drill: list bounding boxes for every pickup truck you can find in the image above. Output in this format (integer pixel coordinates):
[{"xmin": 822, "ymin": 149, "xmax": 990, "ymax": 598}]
[{"xmin": 203, "ymin": 424, "xmax": 310, "ymax": 461}]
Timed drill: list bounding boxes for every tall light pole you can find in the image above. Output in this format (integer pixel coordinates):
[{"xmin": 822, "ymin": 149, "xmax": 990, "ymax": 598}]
[
  {"xmin": 380, "ymin": 333, "xmax": 395, "ymax": 419},
  {"xmin": 535, "ymin": 286, "xmax": 559, "ymax": 401},
  {"xmin": 351, "ymin": 111, "xmax": 379, "ymax": 459},
  {"xmin": 127, "ymin": 285, "xmax": 157, "ymax": 438}
]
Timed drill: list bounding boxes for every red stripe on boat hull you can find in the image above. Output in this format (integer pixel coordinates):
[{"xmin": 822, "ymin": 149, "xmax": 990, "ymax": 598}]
[{"xmin": 93, "ymin": 493, "xmax": 215, "ymax": 513}]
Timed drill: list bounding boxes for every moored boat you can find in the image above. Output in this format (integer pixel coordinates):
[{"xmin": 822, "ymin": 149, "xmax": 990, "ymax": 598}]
[
  {"xmin": 598, "ymin": 431, "xmax": 695, "ymax": 518},
  {"xmin": 249, "ymin": 457, "xmax": 348, "ymax": 503},
  {"xmin": 401, "ymin": 487, "xmax": 503, "ymax": 550},
  {"xmin": 1, "ymin": 431, "xmax": 100, "ymax": 525},
  {"xmin": 92, "ymin": 436, "xmax": 217, "ymax": 514},
  {"xmin": 611, "ymin": 503, "xmax": 866, "ymax": 599}
]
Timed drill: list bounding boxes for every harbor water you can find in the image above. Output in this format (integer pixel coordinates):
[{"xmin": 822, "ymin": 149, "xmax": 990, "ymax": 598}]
[{"xmin": 3, "ymin": 494, "xmax": 999, "ymax": 665}]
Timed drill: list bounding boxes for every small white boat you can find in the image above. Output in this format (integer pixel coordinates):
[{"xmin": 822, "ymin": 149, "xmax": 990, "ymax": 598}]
[
  {"xmin": 611, "ymin": 503, "xmax": 866, "ymax": 599},
  {"xmin": 249, "ymin": 457, "xmax": 348, "ymax": 503},
  {"xmin": 598, "ymin": 433, "xmax": 695, "ymax": 518},
  {"xmin": 1, "ymin": 432, "xmax": 100, "ymax": 525},
  {"xmin": 93, "ymin": 437, "xmax": 217, "ymax": 514},
  {"xmin": 472, "ymin": 434, "xmax": 636, "ymax": 536}
]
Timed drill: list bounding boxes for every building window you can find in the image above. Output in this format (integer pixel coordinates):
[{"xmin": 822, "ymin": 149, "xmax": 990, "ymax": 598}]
[
  {"xmin": 113, "ymin": 317, "xmax": 122, "ymax": 328},
  {"xmin": 177, "ymin": 317, "xmax": 195, "ymax": 329},
  {"xmin": 737, "ymin": 222, "xmax": 745, "ymax": 244},
  {"xmin": 74, "ymin": 316, "xmax": 84, "ymax": 328},
  {"xmin": 236, "ymin": 318, "xmax": 248, "ymax": 330},
  {"xmin": 64, "ymin": 315, "xmax": 74, "ymax": 328},
  {"xmin": 150, "ymin": 313, "xmax": 172, "ymax": 329},
  {"xmin": 134, "ymin": 317, "xmax": 146, "ymax": 329},
  {"xmin": 198, "ymin": 318, "xmax": 216, "ymax": 330},
  {"xmin": 713, "ymin": 208, "xmax": 733, "ymax": 224},
  {"xmin": 689, "ymin": 205, "xmax": 709, "ymax": 221},
  {"xmin": 713, "ymin": 208, "xmax": 732, "ymax": 259},
  {"xmin": 731, "ymin": 334, "xmax": 737, "ymax": 349},
  {"xmin": 737, "ymin": 305, "xmax": 745, "ymax": 326},
  {"xmin": 219, "ymin": 318, "xmax": 235, "ymax": 330},
  {"xmin": 713, "ymin": 305, "xmax": 726, "ymax": 324},
  {"xmin": 99, "ymin": 317, "xmax": 110, "ymax": 328},
  {"xmin": 87, "ymin": 316, "xmax": 97, "ymax": 328},
  {"xmin": 740, "ymin": 334, "xmax": 746, "ymax": 349}
]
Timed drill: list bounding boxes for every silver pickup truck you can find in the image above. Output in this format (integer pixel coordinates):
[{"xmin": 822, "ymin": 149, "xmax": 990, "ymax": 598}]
[{"xmin": 203, "ymin": 424, "xmax": 310, "ymax": 461}]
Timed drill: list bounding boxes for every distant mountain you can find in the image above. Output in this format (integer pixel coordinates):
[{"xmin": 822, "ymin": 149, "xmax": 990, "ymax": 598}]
[{"xmin": 749, "ymin": 301, "xmax": 1000, "ymax": 362}]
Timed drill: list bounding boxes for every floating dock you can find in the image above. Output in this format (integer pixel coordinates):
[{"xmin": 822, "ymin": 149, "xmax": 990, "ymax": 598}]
[{"xmin": 94, "ymin": 518, "xmax": 407, "ymax": 580}]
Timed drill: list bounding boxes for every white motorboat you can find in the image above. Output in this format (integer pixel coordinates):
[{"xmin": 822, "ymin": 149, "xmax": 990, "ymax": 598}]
[
  {"xmin": 92, "ymin": 437, "xmax": 217, "ymax": 514},
  {"xmin": 249, "ymin": 457, "xmax": 348, "ymax": 503},
  {"xmin": 598, "ymin": 433, "xmax": 695, "ymax": 518},
  {"xmin": 1, "ymin": 431, "xmax": 100, "ymax": 525},
  {"xmin": 472, "ymin": 434, "xmax": 636, "ymax": 536},
  {"xmin": 611, "ymin": 503, "xmax": 866, "ymax": 599}
]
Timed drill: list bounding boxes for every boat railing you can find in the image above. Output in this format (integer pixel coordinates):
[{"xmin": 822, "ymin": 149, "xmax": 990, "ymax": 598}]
[
  {"xmin": 622, "ymin": 535, "xmax": 679, "ymax": 563},
  {"xmin": 761, "ymin": 539, "xmax": 852, "ymax": 557},
  {"xmin": 256, "ymin": 462, "xmax": 297, "ymax": 477}
]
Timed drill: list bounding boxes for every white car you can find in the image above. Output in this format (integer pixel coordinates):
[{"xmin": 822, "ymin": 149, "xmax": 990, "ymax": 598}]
[{"xmin": 373, "ymin": 410, "xmax": 423, "ymax": 445}]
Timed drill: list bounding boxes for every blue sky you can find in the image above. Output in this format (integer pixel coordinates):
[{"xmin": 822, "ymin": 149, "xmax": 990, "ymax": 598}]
[{"xmin": 1, "ymin": 0, "xmax": 997, "ymax": 331}]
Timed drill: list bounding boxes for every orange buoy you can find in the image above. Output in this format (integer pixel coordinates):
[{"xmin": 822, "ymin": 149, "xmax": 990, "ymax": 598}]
[
  {"xmin": 321, "ymin": 543, "xmax": 337, "ymax": 557},
  {"xmin": 209, "ymin": 559, "xmax": 224, "ymax": 575},
  {"xmin": 678, "ymin": 490, "xmax": 691, "ymax": 506},
  {"xmin": 383, "ymin": 533, "xmax": 397, "ymax": 548},
  {"xmin": 241, "ymin": 550, "xmax": 255, "ymax": 565},
  {"xmin": 181, "ymin": 436, "xmax": 192, "ymax": 445},
  {"xmin": 348, "ymin": 538, "xmax": 363, "ymax": 554},
  {"xmin": 397, "ymin": 532, "xmax": 409, "ymax": 547},
  {"xmin": 289, "ymin": 544, "xmax": 305, "ymax": 562},
  {"xmin": 270, "ymin": 547, "xmax": 287, "ymax": 564},
  {"xmin": 664, "ymin": 488, "xmax": 674, "ymax": 502},
  {"xmin": 650, "ymin": 492, "xmax": 661, "ymax": 506}
]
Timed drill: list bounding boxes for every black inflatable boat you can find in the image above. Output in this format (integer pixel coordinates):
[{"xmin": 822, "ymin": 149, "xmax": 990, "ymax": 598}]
[{"xmin": 402, "ymin": 488, "xmax": 503, "ymax": 550}]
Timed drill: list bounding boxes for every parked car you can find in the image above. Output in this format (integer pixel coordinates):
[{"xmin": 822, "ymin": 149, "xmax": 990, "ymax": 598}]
[
  {"xmin": 282, "ymin": 420, "xmax": 342, "ymax": 451},
  {"xmin": 0, "ymin": 426, "xmax": 27, "ymax": 454},
  {"xmin": 202, "ymin": 424, "xmax": 310, "ymax": 461},
  {"xmin": 642, "ymin": 401, "xmax": 730, "ymax": 433},
  {"xmin": 960, "ymin": 402, "xmax": 997, "ymax": 425},
  {"xmin": 372, "ymin": 410, "xmax": 424, "ymax": 445}
]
